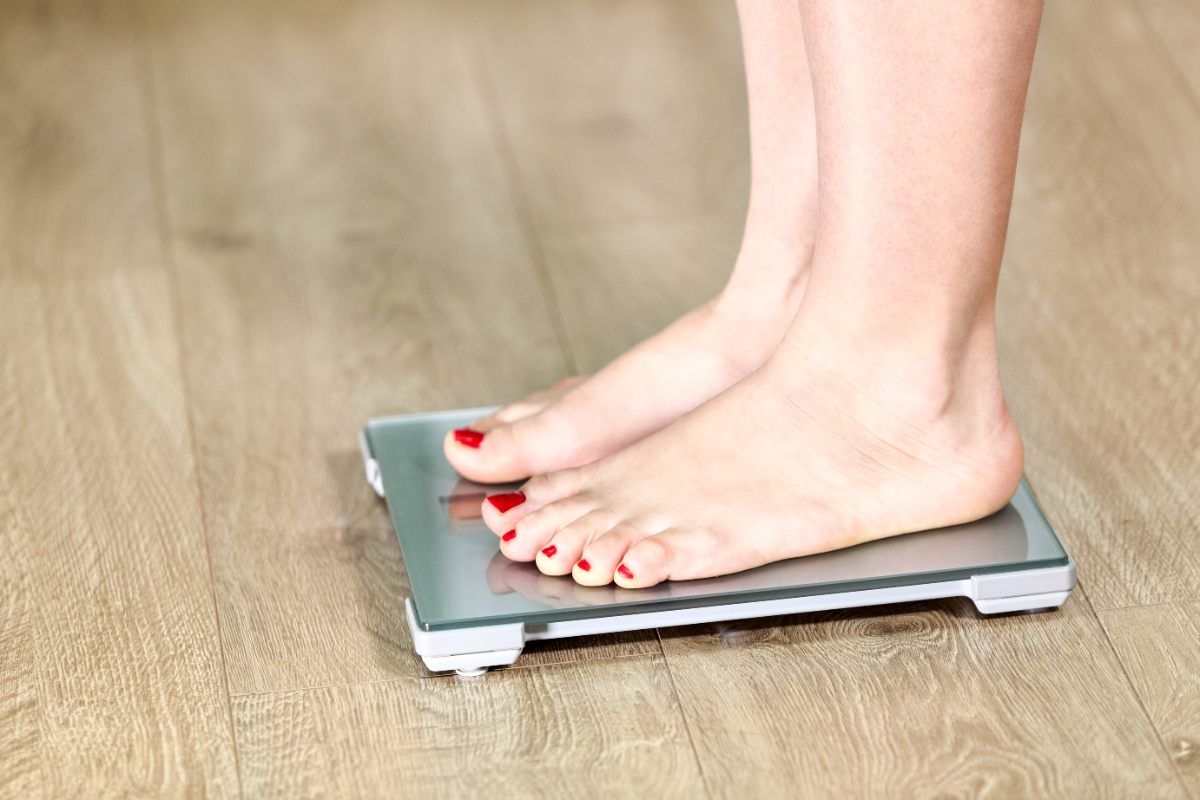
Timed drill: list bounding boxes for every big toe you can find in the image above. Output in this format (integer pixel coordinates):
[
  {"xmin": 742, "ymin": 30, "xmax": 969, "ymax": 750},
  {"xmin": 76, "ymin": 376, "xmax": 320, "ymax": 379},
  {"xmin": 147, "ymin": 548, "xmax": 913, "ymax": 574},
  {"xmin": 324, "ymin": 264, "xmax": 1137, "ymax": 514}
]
[
  {"xmin": 444, "ymin": 422, "xmax": 527, "ymax": 483},
  {"xmin": 444, "ymin": 410, "xmax": 578, "ymax": 484},
  {"xmin": 471, "ymin": 376, "xmax": 587, "ymax": 432}
]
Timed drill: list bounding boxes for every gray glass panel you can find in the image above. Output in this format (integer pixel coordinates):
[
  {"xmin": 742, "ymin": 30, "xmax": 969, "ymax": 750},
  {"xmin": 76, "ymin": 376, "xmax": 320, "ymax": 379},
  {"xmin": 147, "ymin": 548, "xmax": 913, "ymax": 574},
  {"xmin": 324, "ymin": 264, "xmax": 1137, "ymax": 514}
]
[{"xmin": 365, "ymin": 410, "xmax": 1069, "ymax": 631}]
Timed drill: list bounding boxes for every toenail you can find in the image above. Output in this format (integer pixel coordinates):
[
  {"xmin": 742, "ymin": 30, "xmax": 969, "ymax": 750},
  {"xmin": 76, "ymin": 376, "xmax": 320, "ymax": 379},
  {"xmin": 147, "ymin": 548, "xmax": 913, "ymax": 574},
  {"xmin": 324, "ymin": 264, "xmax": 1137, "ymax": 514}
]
[
  {"xmin": 617, "ymin": 564, "xmax": 634, "ymax": 580},
  {"xmin": 576, "ymin": 559, "xmax": 591, "ymax": 571},
  {"xmin": 453, "ymin": 428, "xmax": 484, "ymax": 448},
  {"xmin": 502, "ymin": 530, "xmax": 516, "ymax": 541},
  {"xmin": 486, "ymin": 491, "xmax": 526, "ymax": 512},
  {"xmin": 541, "ymin": 545, "xmax": 557, "ymax": 557}
]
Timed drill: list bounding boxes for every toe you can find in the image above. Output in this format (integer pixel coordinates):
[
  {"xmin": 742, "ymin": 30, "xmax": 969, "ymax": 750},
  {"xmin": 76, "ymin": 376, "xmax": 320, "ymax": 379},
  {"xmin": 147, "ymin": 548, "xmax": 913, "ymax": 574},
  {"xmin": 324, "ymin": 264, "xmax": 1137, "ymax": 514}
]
[
  {"xmin": 479, "ymin": 466, "xmax": 590, "ymax": 535},
  {"xmin": 444, "ymin": 409, "xmax": 581, "ymax": 484},
  {"xmin": 572, "ymin": 523, "xmax": 652, "ymax": 587},
  {"xmin": 480, "ymin": 486, "xmax": 535, "ymax": 534},
  {"xmin": 616, "ymin": 527, "xmax": 727, "ymax": 588},
  {"xmin": 481, "ymin": 377, "xmax": 586, "ymax": 427},
  {"xmin": 443, "ymin": 421, "xmax": 530, "ymax": 484},
  {"xmin": 497, "ymin": 496, "xmax": 596, "ymax": 560},
  {"xmin": 536, "ymin": 509, "xmax": 614, "ymax": 578},
  {"xmin": 521, "ymin": 466, "xmax": 588, "ymax": 507}
]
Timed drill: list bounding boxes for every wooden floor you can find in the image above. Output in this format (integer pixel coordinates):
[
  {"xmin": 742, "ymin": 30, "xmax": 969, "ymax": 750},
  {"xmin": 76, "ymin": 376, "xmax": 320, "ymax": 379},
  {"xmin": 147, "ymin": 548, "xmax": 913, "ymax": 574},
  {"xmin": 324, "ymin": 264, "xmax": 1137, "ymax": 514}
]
[{"xmin": 2, "ymin": 0, "xmax": 1198, "ymax": 796}]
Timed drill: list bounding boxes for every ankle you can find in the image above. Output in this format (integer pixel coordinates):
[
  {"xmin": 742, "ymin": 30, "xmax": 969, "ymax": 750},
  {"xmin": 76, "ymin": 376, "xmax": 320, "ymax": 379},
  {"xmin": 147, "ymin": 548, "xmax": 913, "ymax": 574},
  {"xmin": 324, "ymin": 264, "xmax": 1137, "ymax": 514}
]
[
  {"xmin": 777, "ymin": 309, "xmax": 1012, "ymax": 435},
  {"xmin": 716, "ymin": 237, "xmax": 811, "ymax": 319}
]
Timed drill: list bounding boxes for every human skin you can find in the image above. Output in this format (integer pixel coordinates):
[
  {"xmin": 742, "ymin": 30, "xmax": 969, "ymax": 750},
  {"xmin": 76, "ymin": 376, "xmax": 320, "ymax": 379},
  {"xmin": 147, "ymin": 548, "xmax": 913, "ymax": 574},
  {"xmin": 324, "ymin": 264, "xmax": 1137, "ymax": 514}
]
[
  {"xmin": 475, "ymin": 0, "xmax": 1044, "ymax": 589},
  {"xmin": 444, "ymin": 0, "xmax": 818, "ymax": 485}
]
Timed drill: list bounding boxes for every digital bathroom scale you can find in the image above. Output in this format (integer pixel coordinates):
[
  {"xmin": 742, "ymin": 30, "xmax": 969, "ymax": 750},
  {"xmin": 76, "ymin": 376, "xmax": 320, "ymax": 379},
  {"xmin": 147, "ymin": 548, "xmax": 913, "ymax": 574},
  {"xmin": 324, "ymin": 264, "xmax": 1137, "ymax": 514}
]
[{"xmin": 361, "ymin": 408, "xmax": 1076, "ymax": 676}]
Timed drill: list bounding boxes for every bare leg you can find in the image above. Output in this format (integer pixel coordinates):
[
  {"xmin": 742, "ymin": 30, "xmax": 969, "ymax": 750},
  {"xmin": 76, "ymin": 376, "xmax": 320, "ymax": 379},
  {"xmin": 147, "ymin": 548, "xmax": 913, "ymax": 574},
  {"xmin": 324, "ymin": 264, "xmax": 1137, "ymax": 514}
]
[
  {"xmin": 444, "ymin": 0, "xmax": 817, "ymax": 483},
  {"xmin": 481, "ymin": 0, "xmax": 1042, "ymax": 589}
]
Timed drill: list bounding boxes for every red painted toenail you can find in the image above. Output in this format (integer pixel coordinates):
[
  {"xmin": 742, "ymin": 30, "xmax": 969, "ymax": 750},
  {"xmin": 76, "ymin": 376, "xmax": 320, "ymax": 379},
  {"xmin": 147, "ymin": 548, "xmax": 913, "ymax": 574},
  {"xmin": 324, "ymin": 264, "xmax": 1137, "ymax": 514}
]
[
  {"xmin": 502, "ymin": 530, "xmax": 516, "ymax": 542},
  {"xmin": 617, "ymin": 564, "xmax": 634, "ymax": 580},
  {"xmin": 577, "ymin": 559, "xmax": 591, "ymax": 572},
  {"xmin": 453, "ymin": 428, "xmax": 484, "ymax": 448},
  {"xmin": 541, "ymin": 545, "xmax": 557, "ymax": 557},
  {"xmin": 486, "ymin": 491, "xmax": 526, "ymax": 512}
]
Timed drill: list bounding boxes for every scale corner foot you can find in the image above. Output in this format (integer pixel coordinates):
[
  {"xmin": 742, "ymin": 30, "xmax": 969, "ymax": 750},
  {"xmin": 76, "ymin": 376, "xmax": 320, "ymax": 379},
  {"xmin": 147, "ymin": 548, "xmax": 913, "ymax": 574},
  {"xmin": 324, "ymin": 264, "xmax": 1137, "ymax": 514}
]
[{"xmin": 971, "ymin": 590, "xmax": 1073, "ymax": 615}]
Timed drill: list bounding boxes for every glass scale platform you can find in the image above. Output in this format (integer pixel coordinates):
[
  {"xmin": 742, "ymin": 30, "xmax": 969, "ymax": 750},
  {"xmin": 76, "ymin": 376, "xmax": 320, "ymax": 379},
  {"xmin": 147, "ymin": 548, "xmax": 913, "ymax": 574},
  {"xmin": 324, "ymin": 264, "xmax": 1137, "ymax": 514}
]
[{"xmin": 361, "ymin": 408, "xmax": 1075, "ymax": 675}]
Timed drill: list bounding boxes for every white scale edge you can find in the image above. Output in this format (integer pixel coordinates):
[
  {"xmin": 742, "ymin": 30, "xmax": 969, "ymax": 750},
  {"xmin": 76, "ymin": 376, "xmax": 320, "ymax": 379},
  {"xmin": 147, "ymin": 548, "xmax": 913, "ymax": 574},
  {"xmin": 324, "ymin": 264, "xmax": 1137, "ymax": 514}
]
[{"xmin": 406, "ymin": 561, "xmax": 1075, "ymax": 676}]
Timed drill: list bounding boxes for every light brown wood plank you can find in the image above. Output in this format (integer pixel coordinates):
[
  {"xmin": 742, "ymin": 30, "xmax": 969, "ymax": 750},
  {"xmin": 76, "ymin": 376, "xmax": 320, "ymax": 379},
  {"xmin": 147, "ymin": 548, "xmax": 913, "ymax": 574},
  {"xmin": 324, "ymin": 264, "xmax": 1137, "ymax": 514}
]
[
  {"xmin": 661, "ymin": 596, "xmax": 1182, "ymax": 797},
  {"xmin": 232, "ymin": 657, "xmax": 705, "ymax": 798},
  {"xmin": 537, "ymin": 215, "xmax": 741, "ymax": 374},
  {"xmin": 1140, "ymin": 0, "xmax": 1200, "ymax": 103},
  {"xmin": 996, "ymin": 0, "xmax": 1200, "ymax": 609},
  {"xmin": 0, "ymin": 1, "xmax": 160, "ymax": 279},
  {"xmin": 1100, "ymin": 602, "xmax": 1200, "ymax": 793},
  {"xmin": 0, "ymin": 5, "xmax": 238, "ymax": 795},
  {"xmin": 215, "ymin": 520, "xmax": 660, "ymax": 687},
  {"xmin": 472, "ymin": 0, "xmax": 749, "ymax": 230},
  {"xmin": 146, "ymin": 0, "xmax": 660, "ymax": 695}
]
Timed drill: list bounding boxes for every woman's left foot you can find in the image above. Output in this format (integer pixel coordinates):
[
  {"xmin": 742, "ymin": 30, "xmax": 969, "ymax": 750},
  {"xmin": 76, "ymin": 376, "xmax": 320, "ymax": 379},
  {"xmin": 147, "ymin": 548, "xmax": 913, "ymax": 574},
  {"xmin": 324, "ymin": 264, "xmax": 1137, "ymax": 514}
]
[{"xmin": 479, "ymin": 318, "xmax": 1025, "ymax": 588}]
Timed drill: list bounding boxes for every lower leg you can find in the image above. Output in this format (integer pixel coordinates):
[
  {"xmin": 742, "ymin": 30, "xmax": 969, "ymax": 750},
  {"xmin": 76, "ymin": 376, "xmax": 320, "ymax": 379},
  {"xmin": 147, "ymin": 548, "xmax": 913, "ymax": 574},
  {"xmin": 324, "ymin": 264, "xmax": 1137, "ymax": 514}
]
[
  {"xmin": 791, "ymin": 0, "xmax": 1043, "ymax": 404},
  {"xmin": 719, "ymin": 0, "xmax": 818, "ymax": 307},
  {"xmin": 444, "ymin": 0, "xmax": 817, "ymax": 484},
  {"xmin": 482, "ymin": 0, "xmax": 1043, "ymax": 589}
]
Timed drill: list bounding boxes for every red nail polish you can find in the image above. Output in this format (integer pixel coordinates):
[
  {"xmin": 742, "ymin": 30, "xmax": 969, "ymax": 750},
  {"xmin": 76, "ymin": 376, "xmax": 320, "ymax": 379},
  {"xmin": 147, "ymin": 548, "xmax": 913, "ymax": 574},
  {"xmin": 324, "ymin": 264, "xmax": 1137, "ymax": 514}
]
[
  {"xmin": 453, "ymin": 428, "xmax": 484, "ymax": 448},
  {"xmin": 577, "ymin": 559, "xmax": 591, "ymax": 572},
  {"xmin": 617, "ymin": 564, "xmax": 634, "ymax": 580},
  {"xmin": 541, "ymin": 545, "xmax": 557, "ymax": 557},
  {"xmin": 502, "ymin": 530, "xmax": 516, "ymax": 542},
  {"xmin": 486, "ymin": 491, "xmax": 526, "ymax": 513}
]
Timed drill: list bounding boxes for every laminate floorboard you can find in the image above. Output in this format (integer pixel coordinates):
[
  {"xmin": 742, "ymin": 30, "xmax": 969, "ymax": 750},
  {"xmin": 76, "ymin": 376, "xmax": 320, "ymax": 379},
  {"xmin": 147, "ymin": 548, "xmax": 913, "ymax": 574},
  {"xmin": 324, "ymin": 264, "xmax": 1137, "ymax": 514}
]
[{"xmin": 0, "ymin": 2, "xmax": 238, "ymax": 795}]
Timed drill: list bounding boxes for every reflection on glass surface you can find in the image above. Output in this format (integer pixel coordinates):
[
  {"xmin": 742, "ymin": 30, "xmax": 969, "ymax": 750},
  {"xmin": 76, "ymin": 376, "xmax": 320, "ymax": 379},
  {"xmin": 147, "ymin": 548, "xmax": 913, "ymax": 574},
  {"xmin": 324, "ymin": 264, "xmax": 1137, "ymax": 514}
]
[{"xmin": 366, "ymin": 412, "xmax": 1068, "ymax": 631}]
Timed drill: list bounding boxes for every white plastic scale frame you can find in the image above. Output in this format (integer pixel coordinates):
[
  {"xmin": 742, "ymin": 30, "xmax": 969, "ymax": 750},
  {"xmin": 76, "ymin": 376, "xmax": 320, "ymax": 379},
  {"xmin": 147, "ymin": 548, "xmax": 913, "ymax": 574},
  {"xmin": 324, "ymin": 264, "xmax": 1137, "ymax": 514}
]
[{"xmin": 362, "ymin": 409, "xmax": 1076, "ymax": 676}]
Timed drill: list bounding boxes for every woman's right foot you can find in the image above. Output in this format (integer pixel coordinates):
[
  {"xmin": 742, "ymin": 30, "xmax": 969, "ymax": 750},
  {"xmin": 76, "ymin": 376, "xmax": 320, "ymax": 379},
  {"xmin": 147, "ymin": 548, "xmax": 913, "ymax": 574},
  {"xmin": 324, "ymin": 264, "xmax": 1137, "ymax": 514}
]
[{"xmin": 445, "ymin": 241, "xmax": 810, "ymax": 484}]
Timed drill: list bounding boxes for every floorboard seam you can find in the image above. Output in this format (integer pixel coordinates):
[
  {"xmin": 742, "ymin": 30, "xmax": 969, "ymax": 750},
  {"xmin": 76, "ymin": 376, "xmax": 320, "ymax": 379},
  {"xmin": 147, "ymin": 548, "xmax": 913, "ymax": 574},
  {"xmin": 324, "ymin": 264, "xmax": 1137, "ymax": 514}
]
[
  {"xmin": 1081, "ymin": 581, "xmax": 1193, "ymax": 796},
  {"xmin": 134, "ymin": 10, "xmax": 246, "ymax": 798},
  {"xmin": 1092, "ymin": 596, "xmax": 1200, "ymax": 615},
  {"xmin": 656, "ymin": 629, "xmax": 716, "ymax": 800},
  {"xmin": 483, "ymin": 648, "xmax": 664, "ymax": 677}
]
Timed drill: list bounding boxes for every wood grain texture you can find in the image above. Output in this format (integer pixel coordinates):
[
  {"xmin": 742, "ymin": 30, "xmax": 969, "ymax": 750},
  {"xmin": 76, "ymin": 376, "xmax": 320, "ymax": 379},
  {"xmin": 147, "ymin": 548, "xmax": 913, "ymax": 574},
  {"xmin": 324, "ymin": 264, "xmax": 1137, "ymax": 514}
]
[
  {"xmin": 659, "ymin": 597, "xmax": 1183, "ymax": 798},
  {"xmin": 5, "ymin": 0, "xmax": 1200, "ymax": 796},
  {"xmin": 473, "ymin": 0, "xmax": 750, "ymax": 230},
  {"xmin": 232, "ymin": 656, "xmax": 705, "ymax": 798},
  {"xmin": 145, "ymin": 0, "xmax": 659, "ymax": 695},
  {"xmin": 997, "ymin": 0, "xmax": 1200, "ymax": 609},
  {"xmin": 1100, "ymin": 602, "xmax": 1200, "ymax": 793},
  {"xmin": 0, "ymin": 5, "xmax": 237, "ymax": 795}
]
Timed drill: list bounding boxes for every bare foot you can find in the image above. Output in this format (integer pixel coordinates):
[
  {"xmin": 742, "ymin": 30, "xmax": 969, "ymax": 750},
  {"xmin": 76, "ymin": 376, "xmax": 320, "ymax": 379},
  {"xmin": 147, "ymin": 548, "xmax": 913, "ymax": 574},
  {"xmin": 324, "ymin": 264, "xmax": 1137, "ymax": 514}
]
[
  {"xmin": 443, "ymin": 0, "xmax": 819, "ymax": 485},
  {"xmin": 444, "ymin": 242, "xmax": 809, "ymax": 483},
  {"xmin": 478, "ymin": 313, "xmax": 1024, "ymax": 588}
]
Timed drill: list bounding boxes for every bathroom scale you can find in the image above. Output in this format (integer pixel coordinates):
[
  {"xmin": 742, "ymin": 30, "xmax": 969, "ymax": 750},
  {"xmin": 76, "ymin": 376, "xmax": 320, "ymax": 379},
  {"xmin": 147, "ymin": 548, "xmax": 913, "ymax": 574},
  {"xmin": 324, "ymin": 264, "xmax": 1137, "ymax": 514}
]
[{"xmin": 361, "ymin": 408, "xmax": 1076, "ymax": 676}]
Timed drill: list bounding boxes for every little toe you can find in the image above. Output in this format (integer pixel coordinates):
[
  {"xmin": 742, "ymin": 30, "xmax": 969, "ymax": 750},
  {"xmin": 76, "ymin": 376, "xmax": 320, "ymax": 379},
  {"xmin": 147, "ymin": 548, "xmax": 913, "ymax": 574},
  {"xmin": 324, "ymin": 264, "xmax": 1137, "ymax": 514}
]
[{"xmin": 616, "ymin": 527, "xmax": 728, "ymax": 588}]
